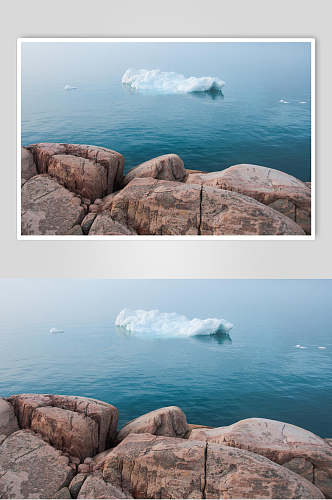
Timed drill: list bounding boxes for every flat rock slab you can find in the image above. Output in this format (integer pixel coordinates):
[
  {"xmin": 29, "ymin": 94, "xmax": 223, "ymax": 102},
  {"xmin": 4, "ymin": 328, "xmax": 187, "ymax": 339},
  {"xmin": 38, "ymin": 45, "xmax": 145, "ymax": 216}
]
[
  {"xmin": 189, "ymin": 417, "xmax": 332, "ymax": 497},
  {"xmin": 21, "ymin": 175, "xmax": 86, "ymax": 235},
  {"xmin": 0, "ymin": 399, "xmax": 19, "ymax": 445},
  {"xmin": 109, "ymin": 178, "xmax": 305, "ymax": 235},
  {"xmin": 122, "ymin": 153, "xmax": 186, "ymax": 187},
  {"xmin": 116, "ymin": 406, "xmax": 189, "ymax": 443},
  {"xmin": 8, "ymin": 394, "xmax": 118, "ymax": 459},
  {"xmin": 187, "ymin": 164, "xmax": 311, "ymax": 233},
  {"xmin": 102, "ymin": 432, "xmax": 323, "ymax": 499},
  {"xmin": 0, "ymin": 430, "xmax": 73, "ymax": 498},
  {"xmin": 27, "ymin": 143, "xmax": 124, "ymax": 196}
]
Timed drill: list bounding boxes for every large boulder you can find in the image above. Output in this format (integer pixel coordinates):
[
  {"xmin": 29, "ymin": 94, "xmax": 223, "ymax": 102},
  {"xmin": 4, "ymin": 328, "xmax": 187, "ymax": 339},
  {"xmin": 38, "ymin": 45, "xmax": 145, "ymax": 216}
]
[
  {"xmin": 27, "ymin": 143, "xmax": 124, "ymax": 196},
  {"xmin": 122, "ymin": 154, "xmax": 186, "ymax": 187},
  {"xmin": 77, "ymin": 473, "xmax": 130, "ymax": 499},
  {"xmin": 108, "ymin": 177, "xmax": 305, "ymax": 235},
  {"xmin": 21, "ymin": 175, "xmax": 86, "ymax": 235},
  {"xmin": 0, "ymin": 429, "xmax": 74, "ymax": 498},
  {"xmin": 102, "ymin": 432, "xmax": 323, "ymax": 499},
  {"xmin": 0, "ymin": 399, "xmax": 19, "ymax": 445},
  {"xmin": 117, "ymin": 406, "xmax": 189, "ymax": 443},
  {"xmin": 88, "ymin": 212, "xmax": 137, "ymax": 235},
  {"xmin": 47, "ymin": 154, "xmax": 109, "ymax": 202},
  {"xmin": 21, "ymin": 147, "xmax": 37, "ymax": 180},
  {"xmin": 187, "ymin": 164, "xmax": 311, "ymax": 233},
  {"xmin": 8, "ymin": 394, "xmax": 118, "ymax": 458},
  {"xmin": 189, "ymin": 417, "xmax": 332, "ymax": 497}
]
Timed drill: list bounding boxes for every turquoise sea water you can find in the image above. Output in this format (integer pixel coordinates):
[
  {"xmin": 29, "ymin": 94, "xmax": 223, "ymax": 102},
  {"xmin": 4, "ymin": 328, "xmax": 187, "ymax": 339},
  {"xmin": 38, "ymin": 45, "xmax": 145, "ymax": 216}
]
[
  {"xmin": 21, "ymin": 42, "xmax": 311, "ymax": 180},
  {"xmin": 0, "ymin": 280, "xmax": 330, "ymax": 436}
]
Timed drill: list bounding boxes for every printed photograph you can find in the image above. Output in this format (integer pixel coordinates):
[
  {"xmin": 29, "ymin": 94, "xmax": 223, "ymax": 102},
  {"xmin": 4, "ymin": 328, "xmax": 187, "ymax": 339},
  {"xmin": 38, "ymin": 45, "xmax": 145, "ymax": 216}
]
[
  {"xmin": 0, "ymin": 279, "xmax": 331, "ymax": 498},
  {"xmin": 19, "ymin": 39, "xmax": 314, "ymax": 238}
]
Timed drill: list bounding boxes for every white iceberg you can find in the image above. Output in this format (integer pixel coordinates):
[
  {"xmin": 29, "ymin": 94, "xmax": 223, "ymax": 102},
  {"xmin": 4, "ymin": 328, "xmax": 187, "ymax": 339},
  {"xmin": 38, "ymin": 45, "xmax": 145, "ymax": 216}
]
[
  {"xmin": 121, "ymin": 69, "xmax": 225, "ymax": 95},
  {"xmin": 279, "ymin": 99, "xmax": 289, "ymax": 104},
  {"xmin": 115, "ymin": 308, "xmax": 233, "ymax": 338},
  {"xmin": 49, "ymin": 328, "xmax": 64, "ymax": 333},
  {"xmin": 64, "ymin": 84, "xmax": 77, "ymax": 91}
]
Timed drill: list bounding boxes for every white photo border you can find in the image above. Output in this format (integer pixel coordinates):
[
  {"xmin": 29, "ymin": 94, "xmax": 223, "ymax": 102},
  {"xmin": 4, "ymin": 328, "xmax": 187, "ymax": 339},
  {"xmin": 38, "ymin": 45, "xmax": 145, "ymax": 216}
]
[{"xmin": 17, "ymin": 37, "xmax": 316, "ymax": 241}]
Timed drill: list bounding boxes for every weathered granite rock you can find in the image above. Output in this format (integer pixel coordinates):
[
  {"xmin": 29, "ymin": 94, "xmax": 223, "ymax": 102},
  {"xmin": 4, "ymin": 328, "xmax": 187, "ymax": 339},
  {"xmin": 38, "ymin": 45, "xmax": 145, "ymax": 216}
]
[
  {"xmin": 21, "ymin": 147, "xmax": 37, "ymax": 180},
  {"xmin": 30, "ymin": 406, "xmax": 99, "ymax": 460},
  {"xmin": 187, "ymin": 164, "xmax": 311, "ymax": 233},
  {"xmin": 0, "ymin": 398, "xmax": 19, "ymax": 445},
  {"xmin": 48, "ymin": 154, "xmax": 109, "ymax": 202},
  {"xmin": 0, "ymin": 429, "xmax": 74, "ymax": 498},
  {"xmin": 201, "ymin": 185, "xmax": 305, "ymax": 235},
  {"xmin": 109, "ymin": 177, "xmax": 304, "ymax": 235},
  {"xmin": 122, "ymin": 154, "xmax": 186, "ymax": 187},
  {"xmin": 21, "ymin": 175, "xmax": 86, "ymax": 235},
  {"xmin": 8, "ymin": 394, "xmax": 118, "ymax": 457},
  {"xmin": 88, "ymin": 212, "xmax": 137, "ymax": 235},
  {"xmin": 189, "ymin": 417, "xmax": 332, "ymax": 497},
  {"xmin": 117, "ymin": 406, "xmax": 189, "ymax": 443},
  {"xmin": 69, "ymin": 473, "xmax": 87, "ymax": 498},
  {"xmin": 102, "ymin": 432, "xmax": 323, "ymax": 499},
  {"xmin": 28, "ymin": 143, "xmax": 124, "ymax": 195},
  {"xmin": 78, "ymin": 472, "xmax": 129, "ymax": 499}
]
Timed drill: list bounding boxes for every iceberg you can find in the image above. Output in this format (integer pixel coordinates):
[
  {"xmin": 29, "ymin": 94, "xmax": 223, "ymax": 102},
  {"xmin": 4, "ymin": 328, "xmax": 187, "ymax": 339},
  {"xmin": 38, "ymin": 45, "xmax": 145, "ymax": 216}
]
[
  {"xmin": 64, "ymin": 84, "xmax": 77, "ymax": 91},
  {"xmin": 115, "ymin": 309, "xmax": 233, "ymax": 338},
  {"xmin": 121, "ymin": 69, "xmax": 225, "ymax": 95},
  {"xmin": 49, "ymin": 328, "xmax": 64, "ymax": 333}
]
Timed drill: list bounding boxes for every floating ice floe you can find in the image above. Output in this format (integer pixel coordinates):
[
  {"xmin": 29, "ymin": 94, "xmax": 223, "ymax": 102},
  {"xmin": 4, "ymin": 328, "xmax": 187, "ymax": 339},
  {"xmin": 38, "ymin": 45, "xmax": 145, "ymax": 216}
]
[
  {"xmin": 49, "ymin": 328, "xmax": 64, "ymax": 333},
  {"xmin": 295, "ymin": 344, "xmax": 307, "ymax": 349},
  {"xmin": 318, "ymin": 346, "xmax": 327, "ymax": 349},
  {"xmin": 121, "ymin": 69, "xmax": 225, "ymax": 95},
  {"xmin": 279, "ymin": 99, "xmax": 289, "ymax": 104},
  {"xmin": 115, "ymin": 308, "xmax": 233, "ymax": 338},
  {"xmin": 300, "ymin": 101, "xmax": 307, "ymax": 104},
  {"xmin": 64, "ymin": 84, "xmax": 77, "ymax": 91}
]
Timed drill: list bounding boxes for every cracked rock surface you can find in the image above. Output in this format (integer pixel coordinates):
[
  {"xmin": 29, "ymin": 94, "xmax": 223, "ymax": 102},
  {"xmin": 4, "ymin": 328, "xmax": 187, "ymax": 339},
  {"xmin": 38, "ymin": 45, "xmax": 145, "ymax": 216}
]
[
  {"xmin": 187, "ymin": 163, "xmax": 311, "ymax": 233},
  {"xmin": 189, "ymin": 417, "xmax": 332, "ymax": 497},
  {"xmin": 102, "ymin": 432, "xmax": 323, "ymax": 499},
  {"xmin": 108, "ymin": 177, "xmax": 305, "ymax": 235},
  {"xmin": 121, "ymin": 153, "xmax": 186, "ymax": 187}
]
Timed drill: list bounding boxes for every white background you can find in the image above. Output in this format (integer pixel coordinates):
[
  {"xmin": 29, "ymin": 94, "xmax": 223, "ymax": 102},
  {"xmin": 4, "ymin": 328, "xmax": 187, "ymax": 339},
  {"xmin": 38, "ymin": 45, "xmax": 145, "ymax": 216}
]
[{"xmin": 1, "ymin": 0, "xmax": 331, "ymax": 278}]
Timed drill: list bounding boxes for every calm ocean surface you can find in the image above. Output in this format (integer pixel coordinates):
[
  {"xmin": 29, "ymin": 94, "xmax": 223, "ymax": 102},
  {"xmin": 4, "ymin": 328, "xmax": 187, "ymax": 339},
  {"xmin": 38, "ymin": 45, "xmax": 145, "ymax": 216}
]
[
  {"xmin": 0, "ymin": 280, "xmax": 330, "ymax": 436},
  {"xmin": 21, "ymin": 42, "xmax": 311, "ymax": 180}
]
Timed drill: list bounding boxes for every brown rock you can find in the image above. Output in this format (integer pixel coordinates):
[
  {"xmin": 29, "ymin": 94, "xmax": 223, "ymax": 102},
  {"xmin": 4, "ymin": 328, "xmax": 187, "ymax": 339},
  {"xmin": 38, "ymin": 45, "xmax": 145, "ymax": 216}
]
[
  {"xmin": 0, "ymin": 398, "xmax": 19, "ymax": 445},
  {"xmin": 187, "ymin": 164, "xmax": 311, "ymax": 233},
  {"xmin": 91, "ymin": 450, "xmax": 112, "ymax": 471},
  {"xmin": 102, "ymin": 432, "xmax": 323, "ymax": 499},
  {"xmin": 117, "ymin": 406, "xmax": 189, "ymax": 443},
  {"xmin": 326, "ymin": 438, "xmax": 332, "ymax": 447},
  {"xmin": 78, "ymin": 472, "xmax": 129, "ymax": 499},
  {"xmin": 8, "ymin": 394, "xmax": 118, "ymax": 455},
  {"xmin": 0, "ymin": 429, "xmax": 74, "ymax": 498},
  {"xmin": 21, "ymin": 147, "xmax": 37, "ymax": 180},
  {"xmin": 48, "ymin": 154, "xmax": 109, "ymax": 202},
  {"xmin": 78, "ymin": 464, "xmax": 90, "ymax": 474},
  {"xmin": 283, "ymin": 457, "xmax": 314, "ymax": 482},
  {"xmin": 88, "ymin": 212, "xmax": 137, "ymax": 235},
  {"xmin": 28, "ymin": 143, "xmax": 124, "ymax": 194},
  {"xmin": 122, "ymin": 154, "xmax": 186, "ymax": 187},
  {"xmin": 21, "ymin": 175, "xmax": 86, "ymax": 235},
  {"xmin": 189, "ymin": 417, "xmax": 332, "ymax": 497},
  {"xmin": 108, "ymin": 177, "xmax": 305, "ymax": 235},
  {"xmin": 30, "ymin": 406, "xmax": 99, "ymax": 460},
  {"xmin": 69, "ymin": 473, "xmax": 87, "ymax": 498}
]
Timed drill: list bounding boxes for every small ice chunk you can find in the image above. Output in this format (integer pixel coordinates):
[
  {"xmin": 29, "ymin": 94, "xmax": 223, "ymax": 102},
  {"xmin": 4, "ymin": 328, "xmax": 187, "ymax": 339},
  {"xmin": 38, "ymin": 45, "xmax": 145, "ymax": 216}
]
[
  {"xmin": 318, "ymin": 346, "xmax": 326, "ymax": 349},
  {"xmin": 64, "ymin": 84, "xmax": 77, "ymax": 91},
  {"xmin": 49, "ymin": 328, "xmax": 64, "ymax": 333}
]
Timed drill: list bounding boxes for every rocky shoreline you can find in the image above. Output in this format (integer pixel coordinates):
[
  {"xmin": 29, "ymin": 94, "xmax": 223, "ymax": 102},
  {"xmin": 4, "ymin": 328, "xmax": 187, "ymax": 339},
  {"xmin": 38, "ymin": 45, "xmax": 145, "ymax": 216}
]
[
  {"xmin": 21, "ymin": 143, "xmax": 311, "ymax": 236},
  {"xmin": 0, "ymin": 393, "xmax": 330, "ymax": 498}
]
